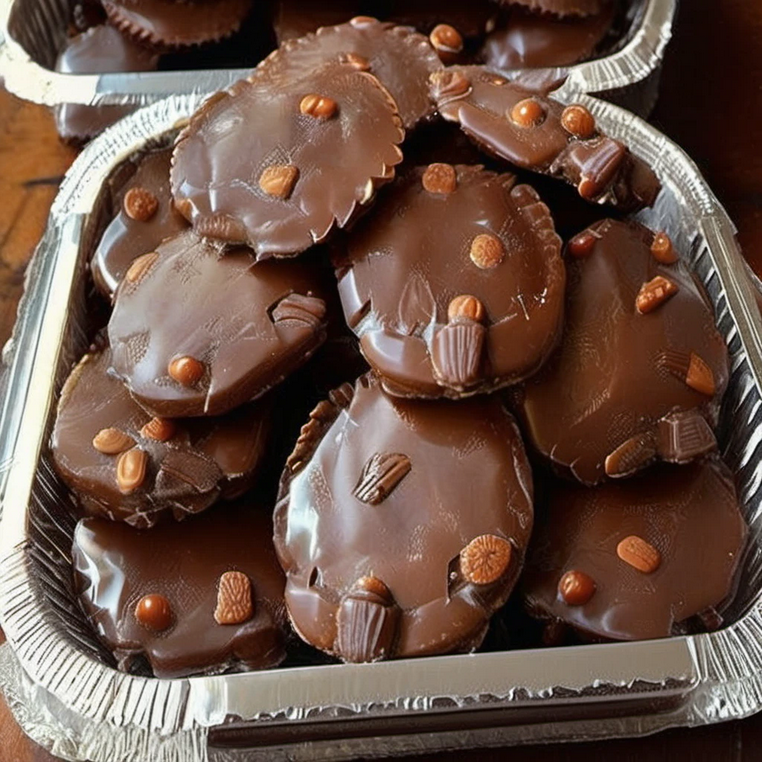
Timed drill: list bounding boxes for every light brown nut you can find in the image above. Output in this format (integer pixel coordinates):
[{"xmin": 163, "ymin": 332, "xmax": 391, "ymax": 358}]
[
  {"xmin": 135, "ymin": 593, "xmax": 173, "ymax": 631},
  {"xmin": 353, "ymin": 453, "xmax": 411, "ymax": 505},
  {"xmin": 123, "ymin": 187, "xmax": 159, "ymax": 222},
  {"xmin": 558, "ymin": 570, "xmax": 596, "ymax": 606},
  {"xmin": 567, "ymin": 231, "xmax": 598, "ymax": 258},
  {"xmin": 616, "ymin": 535, "xmax": 661, "ymax": 574},
  {"xmin": 510, "ymin": 98, "xmax": 545, "ymax": 128},
  {"xmin": 561, "ymin": 105, "xmax": 596, "ymax": 140},
  {"xmin": 92, "ymin": 427, "xmax": 135, "ymax": 455},
  {"xmin": 116, "ymin": 448, "xmax": 148, "ymax": 494},
  {"xmin": 140, "ymin": 417, "xmax": 176, "ymax": 442},
  {"xmin": 422, "ymin": 163, "xmax": 458, "ymax": 195},
  {"xmin": 300, "ymin": 93, "xmax": 338, "ymax": 120},
  {"xmin": 470, "ymin": 233, "xmax": 504, "ymax": 269},
  {"xmin": 124, "ymin": 251, "xmax": 159, "ymax": 285},
  {"xmin": 259, "ymin": 164, "xmax": 299, "ymax": 199},
  {"xmin": 214, "ymin": 570, "xmax": 254, "ymax": 625},
  {"xmin": 635, "ymin": 275, "xmax": 679, "ymax": 314},
  {"xmin": 448, "ymin": 294, "xmax": 485, "ymax": 323},
  {"xmin": 460, "ymin": 534, "xmax": 512, "ymax": 585},
  {"xmin": 651, "ymin": 232, "xmax": 678, "ymax": 264},
  {"xmin": 686, "ymin": 352, "xmax": 716, "ymax": 396},
  {"xmin": 353, "ymin": 575, "xmax": 394, "ymax": 603},
  {"xmin": 339, "ymin": 52, "xmax": 371, "ymax": 71},
  {"xmin": 168, "ymin": 355, "xmax": 205, "ymax": 387},
  {"xmin": 605, "ymin": 434, "xmax": 657, "ymax": 478},
  {"xmin": 430, "ymin": 24, "xmax": 463, "ymax": 62},
  {"xmin": 429, "ymin": 69, "xmax": 471, "ymax": 101}
]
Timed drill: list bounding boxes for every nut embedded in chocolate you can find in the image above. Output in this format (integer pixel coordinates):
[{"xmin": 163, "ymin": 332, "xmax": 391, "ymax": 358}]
[
  {"xmin": 460, "ymin": 535, "xmax": 513, "ymax": 585},
  {"xmin": 558, "ymin": 570, "xmax": 596, "ymax": 606},
  {"xmin": 116, "ymin": 448, "xmax": 147, "ymax": 494},
  {"xmin": 469, "ymin": 234, "xmax": 504, "ymax": 269},
  {"xmin": 686, "ymin": 353, "xmax": 716, "ymax": 396},
  {"xmin": 617, "ymin": 535, "xmax": 661, "ymax": 574},
  {"xmin": 636, "ymin": 276, "xmax": 679, "ymax": 314},
  {"xmin": 300, "ymin": 93, "xmax": 338, "ymax": 120},
  {"xmin": 561, "ymin": 105, "xmax": 596, "ymax": 140},
  {"xmin": 429, "ymin": 69, "xmax": 471, "ymax": 101},
  {"xmin": 430, "ymin": 23, "xmax": 463, "ymax": 63},
  {"xmin": 215, "ymin": 571, "xmax": 254, "ymax": 625},
  {"xmin": 353, "ymin": 452, "xmax": 412, "ymax": 505},
  {"xmin": 339, "ymin": 52, "xmax": 371, "ymax": 71},
  {"xmin": 510, "ymin": 98, "xmax": 545, "ymax": 128},
  {"xmin": 651, "ymin": 231, "xmax": 677, "ymax": 264},
  {"xmin": 259, "ymin": 164, "xmax": 300, "ymax": 199},
  {"xmin": 567, "ymin": 230, "xmax": 597, "ymax": 258},
  {"xmin": 448, "ymin": 294, "xmax": 485, "ymax": 323},
  {"xmin": 140, "ymin": 417, "xmax": 176, "ymax": 442},
  {"xmin": 271, "ymin": 293, "xmax": 327, "ymax": 328},
  {"xmin": 123, "ymin": 186, "xmax": 158, "ymax": 222},
  {"xmin": 605, "ymin": 434, "xmax": 657, "ymax": 478},
  {"xmin": 135, "ymin": 593, "xmax": 173, "ymax": 632},
  {"xmin": 124, "ymin": 251, "xmax": 158, "ymax": 285},
  {"xmin": 168, "ymin": 355, "xmax": 205, "ymax": 388},
  {"xmin": 422, "ymin": 163, "xmax": 458, "ymax": 194},
  {"xmin": 92, "ymin": 427, "xmax": 134, "ymax": 455}
]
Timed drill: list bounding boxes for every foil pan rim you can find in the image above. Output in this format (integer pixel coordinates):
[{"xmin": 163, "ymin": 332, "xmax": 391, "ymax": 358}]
[
  {"xmin": 2, "ymin": 90, "xmax": 762, "ymax": 760},
  {"xmin": 0, "ymin": 0, "xmax": 675, "ymax": 107}
]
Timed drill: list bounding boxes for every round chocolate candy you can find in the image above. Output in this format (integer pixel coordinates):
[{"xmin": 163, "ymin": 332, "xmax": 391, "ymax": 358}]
[
  {"xmin": 107, "ymin": 230, "xmax": 331, "ymax": 418},
  {"xmin": 92, "ymin": 146, "xmax": 188, "ymax": 299},
  {"xmin": 254, "ymin": 16, "xmax": 443, "ymax": 131},
  {"xmin": 51, "ymin": 343, "xmax": 271, "ymax": 527},
  {"xmin": 274, "ymin": 373, "xmax": 534, "ymax": 662},
  {"xmin": 430, "ymin": 65, "xmax": 661, "ymax": 211},
  {"xmin": 171, "ymin": 61, "xmax": 404, "ymax": 258},
  {"xmin": 54, "ymin": 25, "xmax": 158, "ymax": 144},
  {"xmin": 102, "ymin": 0, "xmax": 254, "ymax": 48},
  {"xmin": 334, "ymin": 164, "xmax": 565, "ymax": 399},
  {"xmin": 516, "ymin": 218, "xmax": 729, "ymax": 485},
  {"xmin": 480, "ymin": 3, "xmax": 615, "ymax": 70},
  {"xmin": 72, "ymin": 501, "xmax": 288, "ymax": 678},
  {"xmin": 522, "ymin": 461, "xmax": 748, "ymax": 641}
]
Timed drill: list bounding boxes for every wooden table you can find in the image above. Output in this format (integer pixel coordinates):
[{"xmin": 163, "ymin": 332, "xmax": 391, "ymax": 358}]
[{"xmin": 1, "ymin": 0, "xmax": 761, "ymax": 759}]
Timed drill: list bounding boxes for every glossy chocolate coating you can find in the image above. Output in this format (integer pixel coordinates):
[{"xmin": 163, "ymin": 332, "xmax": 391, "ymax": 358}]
[
  {"xmin": 384, "ymin": 0, "xmax": 497, "ymax": 39},
  {"xmin": 51, "ymin": 344, "xmax": 271, "ymax": 527},
  {"xmin": 432, "ymin": 65, "xmax": 660, "ymax": 211},
  {"xmin": 254, "ymin": 16, "xmax": 442, "ymax": 130},
  {"xmin": 92, "ymin": 147, "xmax": 188, "ymax": 299},
  {"xmin": 497, "ymin": 0, "xmax": 607, "ymax": 17},
  {"xmin": 102, "ymin": 0, "xmax": 254, "ymax": 47},
  {"xmin": 72, "ymin": 501, "xmax": 288, "ymax": 677},
  {"xmin": 108, "ymin": 230, "xmax": 331, "ymax": 418},
  {"xmin": 335, "ymin": 165, "xmax": 565, "ymax": 399},
  {"xmin": 54, "ymin": 25, "xmax": 158, "ymax": 143},
  {"xmin": 481, "ymin": 4, "xmax": 614, "ymax": 69},
  {"xmin": 171, "ymin": 61, "xmax": 404, "ymax": 258},
  {"xmin": 516, "ymin": 219, "xmax": 729, "ymax": 485},
  {"xmin": 274, "ymin": 373, "xmax": 534, "ymax": 661},
  {"xmin": 523, "ymin": 461, "xmax": 748, "ymax": 641}
]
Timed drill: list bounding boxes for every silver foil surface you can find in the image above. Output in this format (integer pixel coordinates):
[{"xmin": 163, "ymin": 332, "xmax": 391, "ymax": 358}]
[{"xmin": 1, "ymin": 87, "xmax": 762, "ymax": 761}]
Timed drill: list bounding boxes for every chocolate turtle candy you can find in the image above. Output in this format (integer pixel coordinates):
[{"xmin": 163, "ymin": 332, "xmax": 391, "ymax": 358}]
[
  {"xmin": 516, "ymin": 219, "xmax": 729, "ymax": 485},
  {"xmin": 335, "ymin": 164, "xmax": 565, "ymax": 399},
  {"xmin": 495, "ymin": 0, "xmax": 608, "ymax": 17},
  {"xmin": 108, "ymin": 230, "xmax": 331, "ymax": 418},
  {"xmin": 92, "ymin": 147, "xmax": 188, "ymax": 299},
  {"xmin": 274, "ymin": 373, "xmax": 534, "ymax": 662},
  {"xmin": 254, "ymin": 16, "xmax": 442, "ymax": 131},
  {"xmin": 54, "ymin": 25, "xmax": 158, "ymax": 143},
  {"xmin": 522, "ymin": 461, "xmax": 748, "ymax": 641},
  {"xmin": 72, "ymin": 501, "xmax": 288, "ymax": 677},
  {"xmin": 51, "ymin": 343, "xmax": 271, "ymax": 527},
  {"xmin": 430, "ymin": 66, "xmax": 660, "ymax": 211},
  {"xmin": 102, "ymin": 0, "xmax": 254, "ymax": 48},
  {"xmin": 480, "ymin": 3, "xmax": 615, "ymax": 69},
  {"xmin": 171, "ymin": 60, "xmax": 404, "ymax": 258}
]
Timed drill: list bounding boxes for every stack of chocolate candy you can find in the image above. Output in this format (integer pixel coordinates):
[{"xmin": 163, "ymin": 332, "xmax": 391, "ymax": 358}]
[
  {"xmin": 54, "ymin": 0, "xmax": 624, "ymax": 143},
  {"xmin": 53, "ymin": 12, "xmax": 747, "ymax": 678}
]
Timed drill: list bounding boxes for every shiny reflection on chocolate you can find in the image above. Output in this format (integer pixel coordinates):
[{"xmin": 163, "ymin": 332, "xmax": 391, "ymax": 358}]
[
  {"xmin": 72, "ymin": 501, "xmax": 287, "ymax": 678},
  {"xmin": 274, "ymin": 373, "xmax": 534, "ymax": 662},
  {"xmin": 523, "ymin": 461, "xmax": 747, "ymax": 641},
  {"xmin": 516, "ymin": 218, "xmax": 728, "ymax": 485}
]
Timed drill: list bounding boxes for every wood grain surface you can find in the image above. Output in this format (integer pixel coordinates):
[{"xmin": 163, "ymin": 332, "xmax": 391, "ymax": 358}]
[{"xmin": 1, "ymin": 0, "xmax": 761, "ymax": 759}]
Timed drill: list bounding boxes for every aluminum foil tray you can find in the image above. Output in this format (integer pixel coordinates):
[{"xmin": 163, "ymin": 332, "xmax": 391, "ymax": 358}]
[
  {"xmin": 0, "ymin": 0, "xmax": 676, "ymax": 117},
  {"xmin": 1, "ymin": 89, "xmax": 762, "ymax": 762}
]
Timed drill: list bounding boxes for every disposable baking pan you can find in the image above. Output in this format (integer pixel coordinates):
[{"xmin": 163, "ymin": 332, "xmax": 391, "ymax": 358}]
[
  {"xmin": 1, "ymin": 89, "xmax": 762, "ymax": 762},
  {"xmin": 0, "ymin": 0, "xmax": 676, "ymax": 117}
]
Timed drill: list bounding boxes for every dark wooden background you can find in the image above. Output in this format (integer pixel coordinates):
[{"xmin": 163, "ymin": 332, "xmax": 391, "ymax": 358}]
[{"xmin": 1, "ymin": 0, "xmax": 761, "ymax": 759}]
